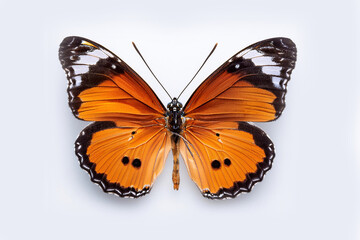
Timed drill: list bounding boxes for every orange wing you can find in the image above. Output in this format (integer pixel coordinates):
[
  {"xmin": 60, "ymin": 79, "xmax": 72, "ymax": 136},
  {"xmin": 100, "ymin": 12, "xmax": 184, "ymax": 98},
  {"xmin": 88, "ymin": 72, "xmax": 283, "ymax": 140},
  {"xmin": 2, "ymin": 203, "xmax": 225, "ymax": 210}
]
[
  {"xmin": 76, "ymin": 121, "xmax": 171, "ymax": 197},
  {"xmin": 59, "ymin": 36, "xmax": 166, "ymax": 127},
  {"xmin": 180, "ymin": 38, "xmax": 297, "ymax": 198},
  {"xmin": 180, "ymin": 121, "xmax": 274, "ymax": 199},
  {"xmin": 183, "ymin": 38, "xmax": 297, "ymax": 122},
  {"xmin": 59, "ymin": 37, "xmax": 170, "ymax": 197}
]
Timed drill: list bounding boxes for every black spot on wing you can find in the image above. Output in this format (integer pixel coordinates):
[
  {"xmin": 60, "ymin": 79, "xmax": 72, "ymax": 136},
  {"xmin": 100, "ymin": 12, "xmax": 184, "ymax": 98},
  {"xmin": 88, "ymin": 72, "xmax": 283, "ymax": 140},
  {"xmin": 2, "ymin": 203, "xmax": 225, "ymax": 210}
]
[
  {"xmin": 122, "ymin": 156, "xmax": 129, "ymax": 165},
  {"xmin": 211, "ymin": 160, "xmax": 221, "ymax": 169},
  {"xmin": 132, "ymin": 158, "xmax": 142, "ymax": 168},
  {"xmin": 224, "ymin": 158, "xmax": 231, "ymax": 166}
]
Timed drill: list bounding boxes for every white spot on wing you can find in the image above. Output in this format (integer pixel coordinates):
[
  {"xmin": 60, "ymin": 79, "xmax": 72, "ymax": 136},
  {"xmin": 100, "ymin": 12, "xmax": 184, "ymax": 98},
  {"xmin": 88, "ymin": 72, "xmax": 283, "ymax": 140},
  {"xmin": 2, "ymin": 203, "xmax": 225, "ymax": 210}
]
[
  {"xmin": 241, "ymin": 50, "xmax": 263, "ymax": 59},
  {"xmin": 92, "ymin": 49, "xmax": 108, "ymax": 59},
  {"xmin": 262, "ymin": 66, "xmax": 282, "ymax": 76},
  {"xmin": 102, "ymin": 49, "xmax": 113, "ymax": 56},
  {"xmin": 75, "ymin": 55, "xmax": 100, "ymax": 65},
  {"xmin": 71, "ymin": 76, "xmax": 83, "ymax": 87},
  {"xmin": 251, "ymin": 56, "xmax": 277, "ymax": 66},
  {"xmin": 71, "ymin": 65, "xmax": 89, "ymax": 75},
  {"xmin": 271, "ymin": 76, "xmax": 282, "ymax": 88}
]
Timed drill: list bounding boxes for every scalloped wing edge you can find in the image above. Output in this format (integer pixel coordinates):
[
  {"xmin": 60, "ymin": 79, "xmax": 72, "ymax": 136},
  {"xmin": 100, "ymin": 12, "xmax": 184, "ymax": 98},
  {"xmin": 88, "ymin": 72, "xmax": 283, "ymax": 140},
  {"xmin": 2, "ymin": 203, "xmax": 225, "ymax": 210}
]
[
  {"xmin": 75, "ymin": 121, "xmax": 152, "ymax": 198},
  {"xmin": 201, "ymin": 122, "xmax": 275, "ymax": 199}
]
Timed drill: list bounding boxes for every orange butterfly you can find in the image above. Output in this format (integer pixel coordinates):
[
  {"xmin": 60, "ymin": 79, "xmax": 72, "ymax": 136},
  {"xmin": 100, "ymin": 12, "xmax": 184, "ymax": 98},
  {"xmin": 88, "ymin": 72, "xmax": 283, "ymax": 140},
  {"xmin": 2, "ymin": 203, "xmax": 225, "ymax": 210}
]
[{"xmin": 59, "ymin": 37, "xmax": 296, "ymax": 199}]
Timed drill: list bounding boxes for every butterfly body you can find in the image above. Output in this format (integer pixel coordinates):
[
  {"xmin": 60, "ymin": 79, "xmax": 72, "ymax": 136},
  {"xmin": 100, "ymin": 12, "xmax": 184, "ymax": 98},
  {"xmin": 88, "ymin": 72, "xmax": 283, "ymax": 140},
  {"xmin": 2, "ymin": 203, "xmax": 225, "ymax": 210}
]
[
  {"xmin": 59, "ymin": 36, "xmax": 296, "ymax": 199},
  {"xmin": 165, "ymin": 98, "xmax": 184, "ymax": 190}
]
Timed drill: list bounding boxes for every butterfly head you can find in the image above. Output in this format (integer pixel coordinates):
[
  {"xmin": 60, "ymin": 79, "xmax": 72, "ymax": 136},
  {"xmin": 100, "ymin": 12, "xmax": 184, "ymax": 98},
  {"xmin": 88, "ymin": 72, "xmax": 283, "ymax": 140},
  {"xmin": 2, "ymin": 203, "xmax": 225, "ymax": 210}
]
[{"xmin": 167, "ymin": 98, "xmax": 183, "ymax": 112}]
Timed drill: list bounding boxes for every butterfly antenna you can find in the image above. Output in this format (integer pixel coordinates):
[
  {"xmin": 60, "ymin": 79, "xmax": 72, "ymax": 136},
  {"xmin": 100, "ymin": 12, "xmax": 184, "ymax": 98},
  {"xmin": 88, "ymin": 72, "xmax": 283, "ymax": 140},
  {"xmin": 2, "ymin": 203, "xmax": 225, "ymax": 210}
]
[
  {"xmin": 132, "ymin": 42, "xmax": 172, "ymax": 100},
  {"xmin": 177, "ymin": 43, "xmax": 218, "ymax": 99}
]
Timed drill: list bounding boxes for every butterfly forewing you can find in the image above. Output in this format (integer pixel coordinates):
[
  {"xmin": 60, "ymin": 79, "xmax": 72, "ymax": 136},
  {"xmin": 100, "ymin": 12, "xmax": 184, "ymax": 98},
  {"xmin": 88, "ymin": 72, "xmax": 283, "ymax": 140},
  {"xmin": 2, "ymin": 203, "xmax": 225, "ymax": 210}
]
[
  {"xmin": 59, "ymin": 36, "xmax": 166, "ymax": 126},
  {"xmin": 183, "ymin": 37, "xmax": 297, "ymax": 122}
]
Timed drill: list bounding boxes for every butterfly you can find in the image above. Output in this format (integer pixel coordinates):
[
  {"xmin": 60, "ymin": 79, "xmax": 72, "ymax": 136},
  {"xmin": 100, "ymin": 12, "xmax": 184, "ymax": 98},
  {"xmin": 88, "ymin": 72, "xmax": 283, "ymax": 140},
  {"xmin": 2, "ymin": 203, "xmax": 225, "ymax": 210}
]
[{"xmin": 59, "ymin": 36, "xmax": 296, "ymax": 199}]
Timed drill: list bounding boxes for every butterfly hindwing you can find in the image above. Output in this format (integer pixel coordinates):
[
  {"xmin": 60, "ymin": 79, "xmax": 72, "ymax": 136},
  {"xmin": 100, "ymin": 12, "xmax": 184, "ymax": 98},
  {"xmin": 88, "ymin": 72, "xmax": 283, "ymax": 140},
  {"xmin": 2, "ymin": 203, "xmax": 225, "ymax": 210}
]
[
  {"xmin": 180, "ymin": 121, "xmax": 274, "ymax": 199},
  {"xmin": 183, "ymin": 37, "xmax": 297, "ymax": 122},
  {"xmin": 76, "ymin": 121, "xmax": 171, "ymax": 197},
  {"xmin": 59, "ymin": 36, "xmax": 166, "ymax": 126}
]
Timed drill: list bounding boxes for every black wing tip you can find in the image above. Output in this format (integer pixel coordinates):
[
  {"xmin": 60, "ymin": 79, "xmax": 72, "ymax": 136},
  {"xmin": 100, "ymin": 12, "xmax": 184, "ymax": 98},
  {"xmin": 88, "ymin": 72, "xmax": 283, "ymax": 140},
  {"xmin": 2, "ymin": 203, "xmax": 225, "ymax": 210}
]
[
  {"xmin": 74, "ymin": 122, "xmax": 152, "ymax": 199},
  {"xmin": 201, "ymin": 122, "xmax": 275, "ymax": 200},
  {"xmin": 60, "ymin": 36, "xmax": 81, "ymax": 46},
  {"xmin": 243, "ymin": 37, "xmax": 297, "ymax": 63},
  {"xmin": 59, "ymin": 36, "xmax": 94, "ymax": 48},
  {"xmin": 58, "ymin": 36, "xmax": 103, "ymax": 62},
  {"xmin": 258, "ymin": 37, "xmax": 297, "ymax": 51},
  {"xmin": 59, "ymin": 36, "xmax": 84, "ymax": 60},
  {"xmin": 59, "ymin": 36, "xmax": 115, "ymax": 56},
  {"xmin": 271, "ymin": 37, "xmax": 297, "ymax": 62}
]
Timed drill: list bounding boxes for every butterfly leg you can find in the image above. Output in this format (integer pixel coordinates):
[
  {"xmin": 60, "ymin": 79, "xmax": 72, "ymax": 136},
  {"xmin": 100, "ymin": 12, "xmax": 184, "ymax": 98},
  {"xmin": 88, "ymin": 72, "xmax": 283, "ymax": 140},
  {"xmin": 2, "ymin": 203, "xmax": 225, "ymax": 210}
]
[{"xmin": 171, "ymin": 134, "xmax": 180, "ymax": 190}]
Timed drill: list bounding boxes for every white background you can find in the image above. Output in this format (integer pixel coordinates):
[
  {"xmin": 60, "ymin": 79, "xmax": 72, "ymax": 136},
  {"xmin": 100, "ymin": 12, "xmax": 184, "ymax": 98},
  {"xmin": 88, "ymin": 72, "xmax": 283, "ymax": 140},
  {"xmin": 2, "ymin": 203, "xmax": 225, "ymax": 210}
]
[{"xmin": 1, "ymin": 0, "xmax": 359, "ymax": 239}]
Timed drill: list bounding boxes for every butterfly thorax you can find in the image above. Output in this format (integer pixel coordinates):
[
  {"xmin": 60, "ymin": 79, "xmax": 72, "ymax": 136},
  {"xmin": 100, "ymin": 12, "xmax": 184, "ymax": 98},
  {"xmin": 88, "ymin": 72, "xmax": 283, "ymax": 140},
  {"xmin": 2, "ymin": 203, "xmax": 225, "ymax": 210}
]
[{"xmin": 166, "ymin": 98, "xmax": 184, "ymax": 135}]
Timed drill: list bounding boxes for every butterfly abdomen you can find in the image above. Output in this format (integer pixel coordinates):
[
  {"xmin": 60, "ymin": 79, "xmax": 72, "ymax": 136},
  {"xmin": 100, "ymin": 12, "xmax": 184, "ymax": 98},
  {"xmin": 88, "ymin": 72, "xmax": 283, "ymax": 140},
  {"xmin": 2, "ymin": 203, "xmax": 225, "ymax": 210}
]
[{"xmin": 171, "ymin": 135, "xmax": 180, "ymax": 190}]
